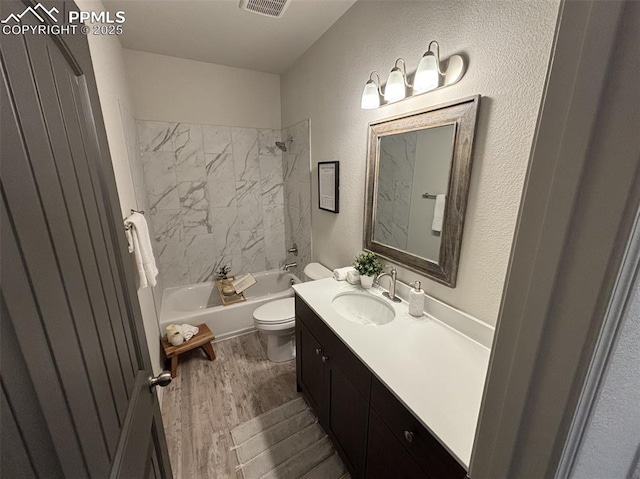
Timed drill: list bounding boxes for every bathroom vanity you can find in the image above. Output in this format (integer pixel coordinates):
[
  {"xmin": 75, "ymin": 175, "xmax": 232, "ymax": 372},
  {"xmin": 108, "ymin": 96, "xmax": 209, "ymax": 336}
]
[{"xmin": 293, "ymin": 278, "xmax": 492, "ymax": 478}]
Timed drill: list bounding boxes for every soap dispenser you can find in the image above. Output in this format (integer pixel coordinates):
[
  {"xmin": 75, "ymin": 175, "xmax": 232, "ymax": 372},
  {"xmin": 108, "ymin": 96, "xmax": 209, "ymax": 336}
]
[{"xmin": 408, "ymin": 281, "xmax": 425, "ymax": 317}]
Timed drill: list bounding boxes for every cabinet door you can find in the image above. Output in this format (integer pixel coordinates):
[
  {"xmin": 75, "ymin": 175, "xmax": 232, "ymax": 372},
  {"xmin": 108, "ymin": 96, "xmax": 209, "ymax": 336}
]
[
  {"xmin": 366, "ymin": 409, "xmax": 427, "ymax": 479},
  {"xmin": 296, "ymin": 319, "xmax": 324, "ymax": 417},
  {"xmin": 325, "ymin": 362, "xmax": 369, "ymax": 478}
]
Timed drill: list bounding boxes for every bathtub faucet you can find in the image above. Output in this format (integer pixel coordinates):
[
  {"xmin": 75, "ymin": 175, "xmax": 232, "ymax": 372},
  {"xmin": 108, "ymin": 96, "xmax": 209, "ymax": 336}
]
[{"xmin": 282, "ymin": 262, "xmax": 297, "ymax": 271}]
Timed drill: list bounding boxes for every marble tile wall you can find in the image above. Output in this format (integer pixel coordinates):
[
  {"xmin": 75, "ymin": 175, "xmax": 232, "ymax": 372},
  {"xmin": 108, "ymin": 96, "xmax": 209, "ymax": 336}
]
[
  {"xmin": 374, "ymin": 132, "xmax": 417, "ymax": 250},
  {"xmin": 282, "ymin": 120, "xmax": 312, "ymax": 276},
  {"xmin": 137, "ymin": 120, "xmax": 286, "ymax": 288},
  {"xmin": 119, "ymin": 102, "xmax": 165, "ymax": 314}
]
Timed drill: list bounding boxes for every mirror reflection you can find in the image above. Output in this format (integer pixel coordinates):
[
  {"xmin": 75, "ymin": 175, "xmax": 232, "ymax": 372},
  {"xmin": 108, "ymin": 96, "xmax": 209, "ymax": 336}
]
[
  {"xmin": 364, "ymin": 95, "xmax": 479, "ymax": 287},
  {"xmin": 374, "ymin": 125, "xmax": 455, "ymax": 263}
]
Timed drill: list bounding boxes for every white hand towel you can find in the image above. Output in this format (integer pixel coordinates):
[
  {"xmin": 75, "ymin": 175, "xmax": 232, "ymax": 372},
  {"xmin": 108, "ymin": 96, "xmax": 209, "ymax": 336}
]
[
  {"xmin": 432, "ymin": 194, "xmax": 446, "ymax": 232},
  {"xmin": 333, "ymin": 266, "xmax": 356, "ymax": 281},
  {"xmin": 346, "ymin": 270, "xmax": 361, "ymax": 285},
  {"xmin": 124, "ymin": 212, "xmax": 158, "ymax": 288},
  {"xmin": 177, "ymin": 324, "xmax": 199, "ymax": 342}
]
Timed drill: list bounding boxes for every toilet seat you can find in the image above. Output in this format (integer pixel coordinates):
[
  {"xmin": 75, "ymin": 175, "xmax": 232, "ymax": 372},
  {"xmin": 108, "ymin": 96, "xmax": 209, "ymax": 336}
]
[
  {"xmin": 253, "ymin": 298, "xmax": 295, "ymax": 326},
  {"xmin": 253, "ymin": 298, "xmax": 296, "ymax": 362}
]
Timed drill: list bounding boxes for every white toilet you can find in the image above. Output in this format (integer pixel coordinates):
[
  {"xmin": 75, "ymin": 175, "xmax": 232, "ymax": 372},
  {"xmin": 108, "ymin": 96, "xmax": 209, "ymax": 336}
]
[{"xmin": 253, "ymin": 262, "xmax": 332, "ymax": 362}]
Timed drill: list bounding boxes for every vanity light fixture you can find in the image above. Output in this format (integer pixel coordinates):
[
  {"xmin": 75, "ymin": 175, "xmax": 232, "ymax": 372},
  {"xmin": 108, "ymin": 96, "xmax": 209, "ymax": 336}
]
[
  {"xmin": 360, "ymin": 41, "xmax": 467, "ymax": 109},
  {"xmin": 384, "ymin": 58, "xmax": 410, "ymax": 103},
  {"xmin": 361, "ymin": 71, "xmax": 382, "ymax": 109},
  {"xmin": 413, "ymin": 41, "xmax": 444, "ymax": 93}
]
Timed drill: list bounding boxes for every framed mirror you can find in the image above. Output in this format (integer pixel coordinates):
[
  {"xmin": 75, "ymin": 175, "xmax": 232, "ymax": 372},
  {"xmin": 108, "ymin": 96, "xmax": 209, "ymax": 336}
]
[{"xmin": 363, "ymin": 95, "xmax": 480, "ymax": 287}]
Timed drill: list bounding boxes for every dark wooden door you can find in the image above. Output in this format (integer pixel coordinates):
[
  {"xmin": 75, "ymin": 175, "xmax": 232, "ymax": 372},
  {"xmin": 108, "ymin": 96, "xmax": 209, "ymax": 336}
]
[
  {"xmin": 366, "ymin": 410, "xmax": 426, "ymax": 479},
  {"xmin": 325, "ymin": 362, "xmax": 369, "ymax": 477},
  {"xmin": 296, "ymin": 319, "xmax": 324, "ymax": 419},
  {"xmin": 0, "ymin": 1, "xmax": 172, "ymax": 477}
]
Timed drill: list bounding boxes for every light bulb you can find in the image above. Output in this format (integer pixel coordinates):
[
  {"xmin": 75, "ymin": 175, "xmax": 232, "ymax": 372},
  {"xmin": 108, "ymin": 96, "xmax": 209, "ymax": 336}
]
[
  {"xmin": 384, "ymin": 68, "xmax": 406, "ymax": 102},
  {"xmin": 361, "ymin": 80, "xmax": 380, "ymax": 109},
  {"xmin": 414, "ymin": 52, "xmax": 440, "ymax": 93}
]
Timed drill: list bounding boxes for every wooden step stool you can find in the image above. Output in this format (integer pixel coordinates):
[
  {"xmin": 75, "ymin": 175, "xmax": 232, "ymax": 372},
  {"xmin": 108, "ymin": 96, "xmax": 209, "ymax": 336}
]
[{"xmin": 161, "ymin": 323, "xmax": 216, "ymax": 378}]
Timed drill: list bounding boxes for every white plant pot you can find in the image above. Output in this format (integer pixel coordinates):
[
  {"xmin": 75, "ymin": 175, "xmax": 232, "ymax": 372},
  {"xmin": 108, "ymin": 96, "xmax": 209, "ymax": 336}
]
[{"xmin": 360, "ymin": 275, "xmax": 375, "ymax": 289}]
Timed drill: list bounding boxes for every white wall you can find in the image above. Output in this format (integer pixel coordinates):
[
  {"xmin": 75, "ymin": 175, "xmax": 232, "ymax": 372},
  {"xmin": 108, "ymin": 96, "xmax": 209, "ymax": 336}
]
[
  {"xmin": 75, "ymin": 0, "xmax": 164, "ymax": 389},
  {"xmin": 281, "ymin": 0, "xmax": 560, "ymax": 325},
  {"xmin": 123, "ymin": 49, "xmax": 281, "ymax": 129}
]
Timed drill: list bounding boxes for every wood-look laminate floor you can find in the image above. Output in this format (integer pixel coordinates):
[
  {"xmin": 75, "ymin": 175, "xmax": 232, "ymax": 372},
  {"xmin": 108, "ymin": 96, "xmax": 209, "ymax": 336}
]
[{"xmin": 161, "ymin": 331, "xmax": 300, "ymax": 479}]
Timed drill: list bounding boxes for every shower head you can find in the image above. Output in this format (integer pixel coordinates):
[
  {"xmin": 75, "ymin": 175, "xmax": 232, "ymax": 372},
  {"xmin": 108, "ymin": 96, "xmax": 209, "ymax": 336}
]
[{"xmin": 275, "ymin": 137, "xmax": 294, "ymax": 152}]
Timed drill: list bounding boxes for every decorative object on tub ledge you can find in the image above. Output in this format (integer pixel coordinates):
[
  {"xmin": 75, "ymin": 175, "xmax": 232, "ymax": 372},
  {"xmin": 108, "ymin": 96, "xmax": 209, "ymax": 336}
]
[
  {"xmin": 215, "ymin": 275, "xmax": 246, "ymax": 306},
  {"xmin": 123, "ymin": 210, "xmax": 158, "ymax": 289},
  {"xmin": 232, "ymin": 273, "xmax": 257, "ymax": 294},
  {"xmin": 318, "ymin": 161, "xmax": 339, "ymax": 213},
  {"xmin": 353, "ymin": 251, "xmax": 383, "ymax": 289},
  {"xmin": 217, "ymin": 264, "xmax": 231, "ymax": 282},
  {"xmin": 360, "ymin": 41, "xmax": 467, "ymax": 109},
  {"xmin": 161, "ymin": 323, "xmax": 216, "ymax": 378}
]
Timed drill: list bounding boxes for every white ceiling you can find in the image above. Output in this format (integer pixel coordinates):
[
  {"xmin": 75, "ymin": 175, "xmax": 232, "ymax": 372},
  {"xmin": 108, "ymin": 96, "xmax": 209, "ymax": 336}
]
[{"xmin": 103, "ymin": 0, "xmax": 357, "ymax": 74}]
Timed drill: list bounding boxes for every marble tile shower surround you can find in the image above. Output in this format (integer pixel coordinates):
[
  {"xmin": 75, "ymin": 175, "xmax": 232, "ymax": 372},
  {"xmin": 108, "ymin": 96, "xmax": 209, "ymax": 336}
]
[
  {"xmin": 375, "ymin": 132, "xmax": 417, "ymax": 250},
  {"xmin": 119, "ymin": 103, "xmax": 165, "ymax": 313},
  {"xmin": 282, "ymin": 120, "xmax": 312, "ymax": 275},
  {"xmin": 137, "ymin": 120, "xmax": 286, "ymax": 288}
]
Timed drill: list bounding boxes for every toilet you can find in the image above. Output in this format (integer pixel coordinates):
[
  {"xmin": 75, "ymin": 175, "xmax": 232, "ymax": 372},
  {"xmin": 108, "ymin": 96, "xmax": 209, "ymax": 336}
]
[{"xmin": 253, "ymin": 262, "xmax": 332, "ymax": 362}]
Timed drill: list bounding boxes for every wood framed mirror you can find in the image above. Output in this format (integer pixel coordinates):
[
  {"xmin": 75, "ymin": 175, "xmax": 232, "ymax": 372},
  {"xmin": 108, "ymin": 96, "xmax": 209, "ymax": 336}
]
[{"xmin": 363, "ymin": 95, "xmax": 480, "ymax": 287}]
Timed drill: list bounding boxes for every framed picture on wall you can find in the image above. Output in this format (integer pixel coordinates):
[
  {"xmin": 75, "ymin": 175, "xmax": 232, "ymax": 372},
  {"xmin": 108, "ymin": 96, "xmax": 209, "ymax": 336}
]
[{"xmin": 318, "ymin": 161, "xmax": 339, "ymax": 213}]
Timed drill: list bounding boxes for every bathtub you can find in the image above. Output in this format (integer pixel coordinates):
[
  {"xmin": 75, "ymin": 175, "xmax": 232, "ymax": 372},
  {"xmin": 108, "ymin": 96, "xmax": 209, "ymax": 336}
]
[{"xmin": 160, "ymin": 270, "xmax": 301, "ymax": 340}]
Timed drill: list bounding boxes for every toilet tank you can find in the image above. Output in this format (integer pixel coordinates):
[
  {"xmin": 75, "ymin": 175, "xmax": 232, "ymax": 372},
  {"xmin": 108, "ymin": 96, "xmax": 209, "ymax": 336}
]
[{"xmin": 303, "ymin": 263, "xmax": 332, "ymax": 281}]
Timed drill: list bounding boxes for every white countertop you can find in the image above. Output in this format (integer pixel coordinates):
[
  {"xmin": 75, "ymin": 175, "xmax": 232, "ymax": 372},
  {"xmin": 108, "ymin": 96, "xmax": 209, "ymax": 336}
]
[{"xmin": 293, "ymin": 278, "xmax": 492, "ymax": 468}]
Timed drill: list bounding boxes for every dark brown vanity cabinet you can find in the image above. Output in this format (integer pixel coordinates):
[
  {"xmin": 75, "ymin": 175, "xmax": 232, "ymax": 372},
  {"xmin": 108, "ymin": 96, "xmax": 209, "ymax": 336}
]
[
  {"xmin": 296, "ymin": 298, "xmax": 370, "ymax": 477},
  {"xmin": 295, "ymin": 295, "xmax": 467, "ymax": 479}
]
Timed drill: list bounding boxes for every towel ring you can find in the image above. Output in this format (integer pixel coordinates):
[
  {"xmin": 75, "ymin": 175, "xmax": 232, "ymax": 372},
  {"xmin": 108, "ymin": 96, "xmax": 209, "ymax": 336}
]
[{"xmin": 124, "ymin": 209, "xmax": 145, "ymax": 230}]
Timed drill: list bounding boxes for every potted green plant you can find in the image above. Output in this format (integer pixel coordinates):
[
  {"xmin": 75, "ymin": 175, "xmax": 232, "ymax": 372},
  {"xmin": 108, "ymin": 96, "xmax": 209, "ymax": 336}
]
[
  {"xmin": 217, "ymin": 265, "xmax": 231, "ymax": 283},
  {"xmin": 353, "ymin": 251, "xmax": 383, "ymax": 289}
]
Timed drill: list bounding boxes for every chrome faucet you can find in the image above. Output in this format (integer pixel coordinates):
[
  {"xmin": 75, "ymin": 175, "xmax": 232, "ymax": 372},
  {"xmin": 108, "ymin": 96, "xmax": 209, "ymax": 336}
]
[
  {"xmin": 376, "ymin": 267, "xmax": 401, "ymax": 302},
  {"xmin": 282, "ymin": 262, "xmax": 297, "ymax": 271}
]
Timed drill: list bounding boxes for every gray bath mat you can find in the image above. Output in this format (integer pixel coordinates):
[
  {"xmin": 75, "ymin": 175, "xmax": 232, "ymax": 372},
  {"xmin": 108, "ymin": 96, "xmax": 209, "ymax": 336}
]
[{"xmin": 230, "ymin": 398, "xmax": 350, "ymax": 479}]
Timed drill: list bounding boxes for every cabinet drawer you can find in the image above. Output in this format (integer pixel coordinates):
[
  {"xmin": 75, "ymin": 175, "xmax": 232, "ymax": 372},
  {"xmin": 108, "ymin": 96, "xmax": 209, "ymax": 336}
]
[
  {"xmin": 371, "ymin": 377, "xmax": 466, "ymax": 479},
  {"xmin": 295, "ymin": 295, "xmax": 372, "ymax": 399}
]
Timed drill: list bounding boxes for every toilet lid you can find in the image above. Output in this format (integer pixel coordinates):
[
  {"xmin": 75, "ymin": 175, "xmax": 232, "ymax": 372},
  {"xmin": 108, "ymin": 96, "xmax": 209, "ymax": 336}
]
[{"xmin": 253, "ymin": 298, "xmax": 295, "ymax": 324}]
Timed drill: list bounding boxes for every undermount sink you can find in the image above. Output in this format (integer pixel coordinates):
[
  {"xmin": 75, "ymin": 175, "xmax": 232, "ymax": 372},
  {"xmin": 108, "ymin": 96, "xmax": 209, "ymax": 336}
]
[{"xmin": 331, "ymin": 292, "xmax": 396, "ymax": 326}]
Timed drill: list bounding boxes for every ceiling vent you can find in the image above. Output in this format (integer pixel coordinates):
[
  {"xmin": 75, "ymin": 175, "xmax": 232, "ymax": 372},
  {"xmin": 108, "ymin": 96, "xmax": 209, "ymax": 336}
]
[{"xmin": 239, "ymin": 0, "xmax": 291, "ymax": 18}]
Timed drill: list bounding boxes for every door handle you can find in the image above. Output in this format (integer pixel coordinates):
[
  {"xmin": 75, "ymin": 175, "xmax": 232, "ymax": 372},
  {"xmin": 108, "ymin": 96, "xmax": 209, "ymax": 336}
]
[
  {"xmin": 404, "ymin": 430, "xmax": 414, "ymax": 443},
  {"xmin": 149, "ymin": 371, "xmax": 172, "ymax": 389},
  {"xmin": 315, "ymin": 348, "xmax": 323, "ymax": 355},
  {"xmin": 321, "ymin": 355, "xmax": 329, "ymax": 363}
]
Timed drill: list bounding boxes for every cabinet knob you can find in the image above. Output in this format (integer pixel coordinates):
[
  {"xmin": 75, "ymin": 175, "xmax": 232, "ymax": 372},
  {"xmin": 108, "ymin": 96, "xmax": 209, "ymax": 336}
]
[
  {"xmin": 321, "ymin": 355, "xmax": 329, "ymax": 363},
  {"xmin": 315, "ymin": 348, "xmax": 322, "ymax": 356},
  {"xmin": 404, "ymin": 430, "xmax": 414, "ymax": 443}
]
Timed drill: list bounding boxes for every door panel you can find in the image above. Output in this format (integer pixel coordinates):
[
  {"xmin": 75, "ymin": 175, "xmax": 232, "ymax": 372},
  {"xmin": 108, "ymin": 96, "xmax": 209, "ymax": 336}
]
[
  {"xmin": 326, "ymin": 364, "xmax": 369, "ymax": 477},
  {"xmin": 366, "ymin": 409, "xmax": 426, "ymax": 479},
  {"xmin": 297, "ymin": 319, "xmax": 324, "ymax": 417},
  {"xmin": 0, "ymin": 0, "xmax": 172, "ymax": 476}
]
